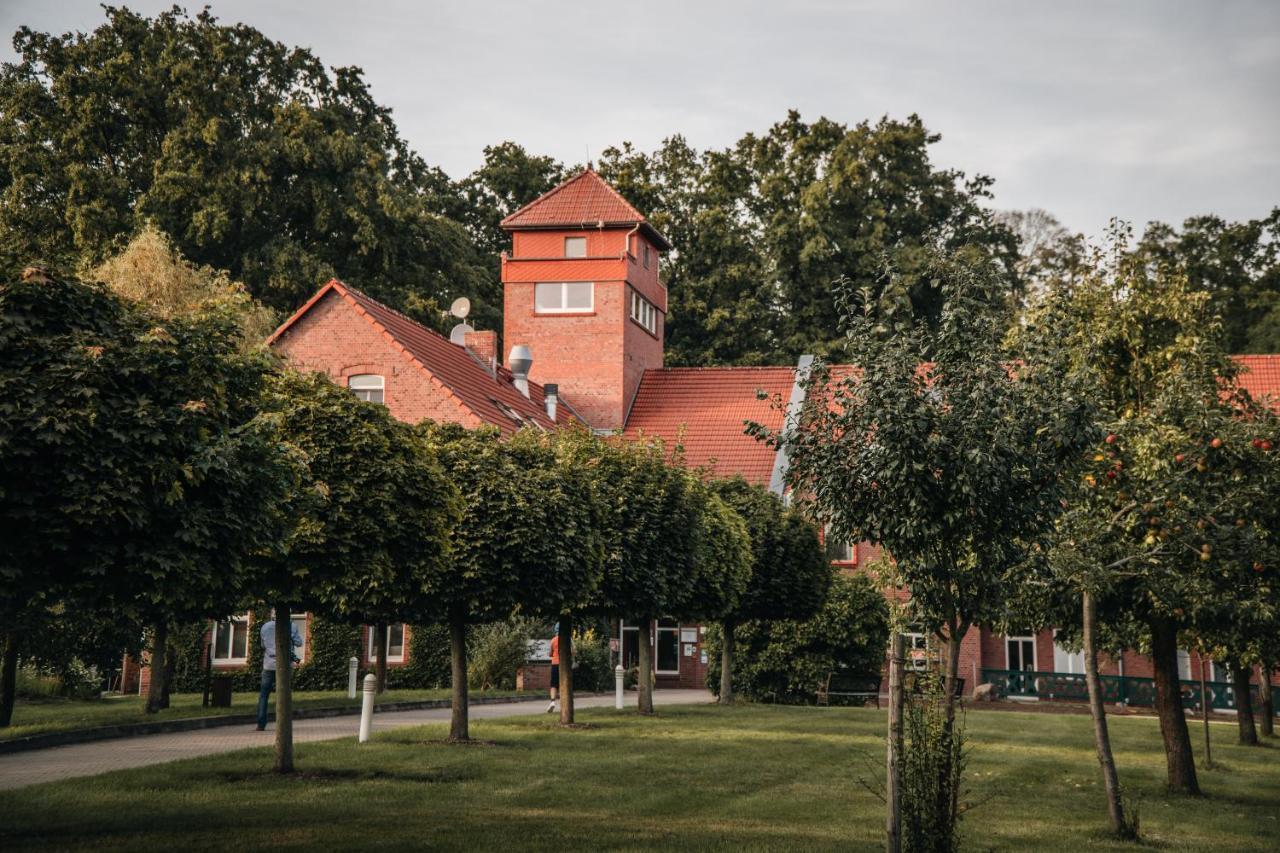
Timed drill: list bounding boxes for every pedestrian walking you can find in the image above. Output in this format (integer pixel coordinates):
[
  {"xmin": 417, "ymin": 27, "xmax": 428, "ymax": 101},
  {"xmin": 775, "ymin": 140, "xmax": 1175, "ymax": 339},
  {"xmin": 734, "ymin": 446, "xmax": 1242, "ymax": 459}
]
[{"xmin": 256, "ymin": 612, "xmax": 303, "ymax": 731}]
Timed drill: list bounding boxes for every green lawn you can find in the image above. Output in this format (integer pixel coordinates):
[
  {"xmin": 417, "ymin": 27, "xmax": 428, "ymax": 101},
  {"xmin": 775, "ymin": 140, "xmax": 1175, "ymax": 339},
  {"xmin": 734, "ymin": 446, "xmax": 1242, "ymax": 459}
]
[
  {"xmin": 2, "ymin": 704, "xmax": 1277, "ymax": 851},
  {"xmin": 2, "ymin": 689, "xmax": 523, "ymax": 741}
]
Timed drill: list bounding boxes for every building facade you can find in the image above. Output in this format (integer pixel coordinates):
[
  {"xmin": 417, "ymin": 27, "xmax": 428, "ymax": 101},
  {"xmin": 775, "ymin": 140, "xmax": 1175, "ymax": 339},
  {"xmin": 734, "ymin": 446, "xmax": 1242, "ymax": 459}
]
[{"xmin": 139, "ymin": 169, "xmax": 1280, "ymax": 704}]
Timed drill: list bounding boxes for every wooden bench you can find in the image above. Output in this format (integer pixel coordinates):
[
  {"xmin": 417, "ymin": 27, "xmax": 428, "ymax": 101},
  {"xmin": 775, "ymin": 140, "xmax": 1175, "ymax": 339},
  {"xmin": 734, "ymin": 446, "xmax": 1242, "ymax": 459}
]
[{"xmin": 817, "ymin": 672, "xmax": 882, "ymax": 708}]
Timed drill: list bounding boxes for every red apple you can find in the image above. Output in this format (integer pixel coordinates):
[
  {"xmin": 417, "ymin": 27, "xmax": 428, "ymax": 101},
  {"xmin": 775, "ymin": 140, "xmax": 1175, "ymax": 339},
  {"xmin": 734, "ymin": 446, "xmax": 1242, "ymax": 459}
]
[
  {"xmin": 1106, "ymin": 470, "xmax": 1117, "ymax": 480},
  {"xmin": 1264, "ymin": 441, "xmax": 1273, "ymax": 452},
  {"xmin": 1210, "ymin": 437, "xmax": 1222, "ymax": 448},
  {"xmin": 1174, "ymin": 453, "xmax": 1186, "ymax": 463},
  {"xmin": 1105, "ymin": 433, "xmax": 1118, "ymax": 444},
  {"xmin": 1254, "ymin": 562, "xmax": 1264, "ymax": 572},
  {"xmin": 1252, "ymin": 438, "xmax": 1263, "ymax": 449}
]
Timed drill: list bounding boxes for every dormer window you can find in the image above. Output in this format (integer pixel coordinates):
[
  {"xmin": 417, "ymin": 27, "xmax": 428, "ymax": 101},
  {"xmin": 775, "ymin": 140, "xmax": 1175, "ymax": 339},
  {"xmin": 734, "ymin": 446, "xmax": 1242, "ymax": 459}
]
[
  {"xmin": 349, "ymin": 374, "xmax": 384, "ymax": 404},
  {"xmin": 536, "ymin": 282, "xmax": 593, "ymax": 313},
  {"xmin": 564, "ymin": 237, "xmax": 586, "ymax": 258}
]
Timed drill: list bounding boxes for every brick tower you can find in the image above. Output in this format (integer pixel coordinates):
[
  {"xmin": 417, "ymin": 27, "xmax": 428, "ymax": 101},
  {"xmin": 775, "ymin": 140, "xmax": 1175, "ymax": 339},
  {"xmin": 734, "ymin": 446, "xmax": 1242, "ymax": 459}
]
[{"xmin": 500, "ymin": 169, "xmax": 670, "ymax": 430}]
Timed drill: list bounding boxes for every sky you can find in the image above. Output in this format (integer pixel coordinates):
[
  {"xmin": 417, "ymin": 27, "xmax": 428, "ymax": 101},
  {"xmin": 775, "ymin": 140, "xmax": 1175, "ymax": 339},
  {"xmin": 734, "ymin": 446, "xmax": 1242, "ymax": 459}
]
[{"xmin": 2, "ymin": 1, "xmax": 1277, "ymax": 237}]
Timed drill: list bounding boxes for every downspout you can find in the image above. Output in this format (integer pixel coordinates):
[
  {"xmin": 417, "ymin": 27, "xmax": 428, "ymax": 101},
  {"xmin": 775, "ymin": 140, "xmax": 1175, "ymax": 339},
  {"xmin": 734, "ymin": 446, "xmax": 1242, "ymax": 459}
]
[{"xmin": 623, "ymin": 223, "xmax": 640, "ymax": 258}]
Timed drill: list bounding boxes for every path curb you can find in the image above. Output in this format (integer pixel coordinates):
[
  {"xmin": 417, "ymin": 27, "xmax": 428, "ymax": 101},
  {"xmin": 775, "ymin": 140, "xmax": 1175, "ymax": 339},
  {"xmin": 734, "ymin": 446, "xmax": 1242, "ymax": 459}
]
[{"xmin": 0, "ymin": 694, "xmax": 555, "ymax": 755}]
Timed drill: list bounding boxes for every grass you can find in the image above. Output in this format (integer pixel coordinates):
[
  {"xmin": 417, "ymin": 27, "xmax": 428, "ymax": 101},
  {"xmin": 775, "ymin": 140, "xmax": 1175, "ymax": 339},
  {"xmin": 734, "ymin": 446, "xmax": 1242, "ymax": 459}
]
[
  {"xmin": 2, "ymin": 703, "xmax": 1278, "ymax": 851},
  {"xmin": 2, "ymin": 688, "xmax": 523, "ymax": 741}
]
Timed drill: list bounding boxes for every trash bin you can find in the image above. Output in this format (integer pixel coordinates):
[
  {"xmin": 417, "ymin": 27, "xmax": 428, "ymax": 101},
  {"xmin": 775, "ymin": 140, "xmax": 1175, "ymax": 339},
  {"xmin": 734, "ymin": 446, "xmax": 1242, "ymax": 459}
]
[{"xmin": 211, "ymin": 676, "xmax": 233, "ymax": 707}]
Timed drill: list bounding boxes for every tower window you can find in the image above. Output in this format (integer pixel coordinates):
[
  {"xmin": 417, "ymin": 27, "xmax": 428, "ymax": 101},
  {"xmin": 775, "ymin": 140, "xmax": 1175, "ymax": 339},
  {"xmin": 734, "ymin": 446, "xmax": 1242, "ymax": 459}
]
[
  {"xmin": 348, "ymin": 374, "xmax": 384, "ymax": 404},
  {"xmin": 630, "ymin": 290, "xmax": 657, "ymax": 334},
  {"xmin": 564, "ymin": 237, "xmax": 586, "ymax": 258},
  {"xmin": 535, "ymin": 282, "xmax": 594, "ymax": 313}
]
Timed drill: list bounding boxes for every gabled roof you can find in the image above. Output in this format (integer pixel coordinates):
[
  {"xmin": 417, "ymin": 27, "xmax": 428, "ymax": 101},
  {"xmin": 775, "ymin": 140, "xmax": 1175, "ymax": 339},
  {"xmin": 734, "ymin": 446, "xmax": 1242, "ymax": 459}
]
[
  {"xmin": 500, "ymin": 169, "xmax": 672, "ymax": 251},
  {"xmin": 267, "ymin": 280, "xmax": 559, "ymax": 435},
  {"xmin": 1232, "ymin": 354, "xmax": 1280, "ymax": 402},
  {"xmin": 623, "ymin": 367, "xmax": 797, "ymax": 486}
]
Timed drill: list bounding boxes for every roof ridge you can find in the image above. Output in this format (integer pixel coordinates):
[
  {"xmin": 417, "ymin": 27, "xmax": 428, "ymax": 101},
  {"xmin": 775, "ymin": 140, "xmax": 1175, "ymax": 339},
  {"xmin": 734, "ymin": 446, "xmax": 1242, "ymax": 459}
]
[{"xmin": 500, "ymin": 168, "xmax": 645, "ymax": 228}]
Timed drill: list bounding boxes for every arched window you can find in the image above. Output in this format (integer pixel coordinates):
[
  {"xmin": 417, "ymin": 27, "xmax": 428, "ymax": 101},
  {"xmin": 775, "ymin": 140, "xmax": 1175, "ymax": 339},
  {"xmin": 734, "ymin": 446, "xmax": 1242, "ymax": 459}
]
[{"xmin": 348, "ymin": 374, "xmax": 384, "ymax": 404}]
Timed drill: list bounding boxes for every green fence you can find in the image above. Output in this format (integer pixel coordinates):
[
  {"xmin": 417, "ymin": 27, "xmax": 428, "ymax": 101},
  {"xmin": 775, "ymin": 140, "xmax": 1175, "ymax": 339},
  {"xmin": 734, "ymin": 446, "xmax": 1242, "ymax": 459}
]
[{"xmin": 981, "ymin": 668, "xmax": 1280, "ymax": 714}]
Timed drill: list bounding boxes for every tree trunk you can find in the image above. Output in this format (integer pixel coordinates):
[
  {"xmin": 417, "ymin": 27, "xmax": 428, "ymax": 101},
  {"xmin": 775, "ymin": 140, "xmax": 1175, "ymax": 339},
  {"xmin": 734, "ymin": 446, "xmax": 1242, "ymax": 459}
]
[
  {"xmin": 942, "ymin": 622, "xmax": 965, "ymax": 720},
  {"xmin": 274, "ymin": 603, "xmax": 295, "ymax": 773},
  {"xmin": 449, "ymin": 617, "xmax": 468, "ymax": 741},
  {"xmin": 374, "ymin": 622, "xmax": 388, "ymax": 694},
  {"xmin": 0, "ymin": 631, "xmax": 18, "ymax": 728},
  {"xmin": 719, "ymin": 619, "xmax": 735, "ymax": 705},
  {"xmin": 160, "ymin": 637, "xmax": 175, "ymax": 709},
  {"xmin": 558, "ymin": 614, "xmax": 575, "ymax": 725},
  {"xmin": 1149, "ymin": 617, "xmax": 1199, "ymax": 794},
  {"xmin": 637, "ymin": 619, "xmax": 654, "ymax": 715},
  {"xmin": 1083, "ymin": 591, "xmax": 1129, "ymax": 837},
  {"xmin": 1260, "ymin": 661, "xmax": 1274, "ymax": 738},
  {"xmin": 885, "ymin": 632, "xmax": 904, "ymax": 853},
  {"xmin": 145, "ymin": 621, "xmax": 168, "ymax": 715},
  {"xmin": 1231, "ymin": 661, "xmax": 1258, "ymax": 746},
  {"xmin": 1199, "ymin": 654, "xmax": 1213, "ymax": 770}
]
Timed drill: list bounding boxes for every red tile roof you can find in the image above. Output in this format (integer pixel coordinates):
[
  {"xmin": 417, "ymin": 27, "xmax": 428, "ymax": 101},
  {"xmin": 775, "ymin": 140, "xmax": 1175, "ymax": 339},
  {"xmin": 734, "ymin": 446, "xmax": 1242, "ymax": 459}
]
[
  {"xmin": 500, "ymin": 169, "xmax": 671, "ymax": 250},
  {"xmin": 623, "ymin": 367, "xmax": 796, "ymax": 486},
  {"xmin": 1232, "ymin": 354, "xmax": 1280, "ymax": 403},
  {"xmin": 268, "ymin": 280, "xmax": 559, "ymax": 435}
]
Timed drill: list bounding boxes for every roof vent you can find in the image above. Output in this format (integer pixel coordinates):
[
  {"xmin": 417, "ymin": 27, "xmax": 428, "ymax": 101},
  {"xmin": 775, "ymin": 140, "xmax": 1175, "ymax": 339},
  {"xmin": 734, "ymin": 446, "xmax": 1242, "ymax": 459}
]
[
  {"xmin": 509, "ymin": 344, "xmax": 532, "ymax": 397},
  {"xmin": 543, "ymin": 383, "xmax": 558, "ymax": 422}
]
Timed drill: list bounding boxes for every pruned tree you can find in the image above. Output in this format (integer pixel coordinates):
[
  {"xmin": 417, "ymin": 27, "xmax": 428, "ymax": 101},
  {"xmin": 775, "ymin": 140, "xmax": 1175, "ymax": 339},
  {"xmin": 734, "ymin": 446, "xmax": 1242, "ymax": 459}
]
[
  {"xmin": 418, "ymin": 423, "xmax": 603, "ymax": 738},
  {"xmin": 256, "ymin": 371, "xmax": 457, "ymax": 770},
  {"xmin": 708, "ymin": 477, "xmax": 831, "ymax": 704}
]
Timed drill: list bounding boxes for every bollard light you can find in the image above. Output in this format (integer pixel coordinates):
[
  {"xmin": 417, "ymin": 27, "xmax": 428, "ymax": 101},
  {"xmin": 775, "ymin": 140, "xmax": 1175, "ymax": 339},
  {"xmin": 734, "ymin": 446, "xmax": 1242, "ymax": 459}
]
[
  {"xmin": 348, "ymin": 656, "xmax": 359, "ymax": 699},
  {"xmin": 614, "ymin": 664, "xmax": 625, "ymax": 710},
  {"xmin": 358, "ymin": 672, "xmax": 376, "ymax": 743}
]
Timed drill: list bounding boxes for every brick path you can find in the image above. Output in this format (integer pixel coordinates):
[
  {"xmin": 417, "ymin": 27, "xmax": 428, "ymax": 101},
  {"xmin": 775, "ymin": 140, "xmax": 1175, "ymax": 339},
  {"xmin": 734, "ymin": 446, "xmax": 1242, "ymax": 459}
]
[{"xmin": 0, "ymin": 690, "xmax": 710, "ymax": 791}]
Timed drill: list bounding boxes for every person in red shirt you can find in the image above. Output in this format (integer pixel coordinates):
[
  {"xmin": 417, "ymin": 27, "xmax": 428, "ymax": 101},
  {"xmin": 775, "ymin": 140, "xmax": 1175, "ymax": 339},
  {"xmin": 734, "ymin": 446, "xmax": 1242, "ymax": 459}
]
[{"xmin": 547, "ymin": 626, "xmax": 560, "ymax": 714}]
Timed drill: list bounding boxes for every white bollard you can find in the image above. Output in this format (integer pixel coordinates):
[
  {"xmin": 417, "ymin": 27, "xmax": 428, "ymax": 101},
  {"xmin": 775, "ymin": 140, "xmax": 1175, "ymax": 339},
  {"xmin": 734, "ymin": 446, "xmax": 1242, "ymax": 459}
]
[
  {"xmin": 615, "ymin": 664, "xmax": 625, "ymax": 710},
  {"xmin": 348, "ymin": 656, "xmax": 359, "ymax": 699},
  {"xmin": 358, "ymin": 672, "xmax": 376, "ymax": 743}
]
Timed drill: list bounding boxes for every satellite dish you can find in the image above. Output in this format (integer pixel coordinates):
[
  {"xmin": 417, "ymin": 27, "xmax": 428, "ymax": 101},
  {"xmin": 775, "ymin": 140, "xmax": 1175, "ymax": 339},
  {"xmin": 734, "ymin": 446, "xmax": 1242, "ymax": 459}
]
[
  {"xmin": 449, "ymin": 297, "xmax": 471, "ymax": 320},
  {"xmin": 449, "ymin": 323, "xmax": 475, "ymax": 345}
]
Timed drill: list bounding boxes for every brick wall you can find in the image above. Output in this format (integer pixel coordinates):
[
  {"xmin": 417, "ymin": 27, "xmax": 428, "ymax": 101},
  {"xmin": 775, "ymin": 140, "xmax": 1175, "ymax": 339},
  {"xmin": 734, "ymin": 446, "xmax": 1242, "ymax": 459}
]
[{"xmin": 273, "ymin": 290, "xmax": 480, "ymax": 427}]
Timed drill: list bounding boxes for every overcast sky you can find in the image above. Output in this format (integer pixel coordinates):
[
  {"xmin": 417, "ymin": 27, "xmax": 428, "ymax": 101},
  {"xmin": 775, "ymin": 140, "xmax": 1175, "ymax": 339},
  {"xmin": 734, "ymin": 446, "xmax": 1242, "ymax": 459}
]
[{"xmin": 3, "ymin": 1, "xmax": 1277, "ymax": 236}]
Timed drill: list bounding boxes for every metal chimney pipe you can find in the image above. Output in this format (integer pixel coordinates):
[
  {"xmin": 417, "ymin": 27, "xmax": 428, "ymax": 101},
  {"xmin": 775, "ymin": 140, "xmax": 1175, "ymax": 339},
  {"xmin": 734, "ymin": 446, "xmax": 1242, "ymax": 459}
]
[
  {"xmin": 544, "ymin": 383, "xmax": 558, "ymax": 421},
  {"xmin": 508, "ymin": 344, "xmax": 532, "ymax": 398}
]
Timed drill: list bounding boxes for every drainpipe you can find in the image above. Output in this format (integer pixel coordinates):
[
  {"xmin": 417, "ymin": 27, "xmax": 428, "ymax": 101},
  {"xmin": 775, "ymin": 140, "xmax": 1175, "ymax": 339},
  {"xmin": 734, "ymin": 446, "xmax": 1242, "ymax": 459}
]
[{"xmin": 623, "ymin": 223, "xmax": 640, "ymax": 257}]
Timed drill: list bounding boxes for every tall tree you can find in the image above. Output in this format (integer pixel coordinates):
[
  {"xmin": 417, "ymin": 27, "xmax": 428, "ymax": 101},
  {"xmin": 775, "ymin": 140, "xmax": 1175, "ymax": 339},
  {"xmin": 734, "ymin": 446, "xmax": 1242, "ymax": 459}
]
[
  {"xmin": 1136, "ymin": 210, "xmax": 1280, "ymax": 354},
  {"xmin": 256, "ymin": 371, "xmax": 457, "ymax": 770},
  {"xmin": 0, "ymin": 6, "xmax": 487, "ymax": 324},
  {"xmin": 598, "ymin": 112, "xmax": 1018, "ymax": 366},
  {"xmin": 708, "ymin": 477, "xmax": 832, "ymax": 704}
]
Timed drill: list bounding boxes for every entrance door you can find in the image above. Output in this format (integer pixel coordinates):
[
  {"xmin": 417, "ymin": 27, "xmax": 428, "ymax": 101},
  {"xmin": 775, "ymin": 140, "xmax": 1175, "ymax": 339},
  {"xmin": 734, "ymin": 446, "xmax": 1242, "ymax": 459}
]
[
  {"xmin": 620, "ymin": 621, "xmax": 639, "ymax": 669},
  {"xmin": 655, "ymin": 619, "xmax": 680, "ymax": 676}
]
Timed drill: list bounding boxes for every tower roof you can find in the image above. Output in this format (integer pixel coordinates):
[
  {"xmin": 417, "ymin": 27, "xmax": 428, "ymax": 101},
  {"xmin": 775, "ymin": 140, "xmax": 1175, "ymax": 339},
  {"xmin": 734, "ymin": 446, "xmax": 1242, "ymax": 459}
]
[{"xmin": 500, "ymin": 169, "xmax": 671, "ymax": 250}]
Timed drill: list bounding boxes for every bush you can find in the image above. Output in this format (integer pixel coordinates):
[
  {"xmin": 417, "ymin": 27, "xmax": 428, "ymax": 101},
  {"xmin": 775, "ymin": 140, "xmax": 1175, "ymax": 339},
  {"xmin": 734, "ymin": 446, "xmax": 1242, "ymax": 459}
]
[
  {"xmin": 572, "ymin": 628, "xmax": 613, "ymax": 693},
  {"xmin": 705, "ymin": 573, "xmax": 889, "ymax": 703},
  {"xmin": 292, "ymin": 618, "xmax": 362, "ymax": 691},
  {"xmin": 467, "ymin": 617, "xmax": 541, "ymax": 690}
]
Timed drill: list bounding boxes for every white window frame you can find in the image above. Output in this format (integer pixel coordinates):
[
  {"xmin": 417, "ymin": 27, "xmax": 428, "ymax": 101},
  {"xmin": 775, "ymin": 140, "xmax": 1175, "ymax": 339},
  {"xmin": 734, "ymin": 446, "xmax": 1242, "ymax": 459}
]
[
  {"xmin": 564, "ymin": 236, "xmax": 587, "ymax": 258},
  {"xmin": 1051, "ymin": 630, "xmax": 1084, "ymax": 674},
  {"xmin": 367, "ymin": 624, "xmax": 406, "ymax": 663},
  {"xmin": 904, "ymin": 631, "xmax": 929, "ymax": 671},
  {"xmin": 291, "ymin": 614, "xmax": 308, "ymax": 664},
  {"xmin": 212, "ymin": 615, "xmax": 250, "ymax": 664},
  {"xmin": 630, "ymin": 290, "xmax": 657, "ymax": 334},
  {"xmin": 823, "ymin": 523, "xmax": 854, "ymax": 564},
  {"xmin": 535, "ymin": 282, "xmax": 594, "ymax": 314},
  {"xmin": 348, "ymin": 374, "xmax": 385, "ymax": 404},
  {"xmin": 1006, "ymin": 635, "xmax": 1038, "ymax": 672},
  {"xmin": 655, "ymin": 619, "xmax": 681, "ymax": 675}
]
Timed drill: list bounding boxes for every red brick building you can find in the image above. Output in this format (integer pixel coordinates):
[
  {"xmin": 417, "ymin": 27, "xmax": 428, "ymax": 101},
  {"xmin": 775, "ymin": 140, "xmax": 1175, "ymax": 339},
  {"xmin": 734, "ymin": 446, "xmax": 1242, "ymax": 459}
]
[{"xmin": 143, "ymin": 168, "xmax": 1280, "ymax": 702}]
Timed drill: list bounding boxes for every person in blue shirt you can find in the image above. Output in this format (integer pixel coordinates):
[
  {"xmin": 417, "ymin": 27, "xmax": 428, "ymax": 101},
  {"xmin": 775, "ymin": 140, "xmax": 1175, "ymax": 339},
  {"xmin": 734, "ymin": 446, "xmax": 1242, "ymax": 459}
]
[{"xmin": 256, "ymin": 612, "xmax": 303, "ymax": 731}]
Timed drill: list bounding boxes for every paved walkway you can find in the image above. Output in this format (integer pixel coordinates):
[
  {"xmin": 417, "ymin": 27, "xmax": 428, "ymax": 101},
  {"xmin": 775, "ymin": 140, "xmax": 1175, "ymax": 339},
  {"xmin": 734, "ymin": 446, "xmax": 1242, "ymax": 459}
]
[{"xmin": 0, "ymin": 690, "xmax": 710, "ymax": 791}]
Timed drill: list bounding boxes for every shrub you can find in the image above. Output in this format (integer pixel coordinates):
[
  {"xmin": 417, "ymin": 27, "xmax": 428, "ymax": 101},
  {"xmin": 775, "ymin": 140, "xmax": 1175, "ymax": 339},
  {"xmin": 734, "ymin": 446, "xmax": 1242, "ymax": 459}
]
[
  {"xmin": 572, "ymin": 628, "xmax": 613, "ymax": 693},
  {"xmin": 292, "ymin": 618, "xmax": 362, "ymax": 691},
  {"xmin": 705, "ymin": 573, "xmax": 889, "ymax": 703},
  {"xmin": 468, "ymin": 617, "xmax": 540, "ymax": 690}
]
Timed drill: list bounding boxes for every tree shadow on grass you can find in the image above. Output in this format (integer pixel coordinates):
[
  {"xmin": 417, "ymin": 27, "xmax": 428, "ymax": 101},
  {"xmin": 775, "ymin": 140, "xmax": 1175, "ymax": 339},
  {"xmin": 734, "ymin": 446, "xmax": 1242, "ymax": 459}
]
[{"xmin": 215, "ymin": 767, "xmax": 477, "ymax": 784}]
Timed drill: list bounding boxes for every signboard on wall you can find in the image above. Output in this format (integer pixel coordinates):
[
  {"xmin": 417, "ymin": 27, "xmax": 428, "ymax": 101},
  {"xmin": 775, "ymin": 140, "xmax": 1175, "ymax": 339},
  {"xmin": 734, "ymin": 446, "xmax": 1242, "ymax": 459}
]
[
  {"xmin": 680, "ymin": 628, "xmax": 697, "ymax": 643},
  {"xmin": 683, "ymin": 643, "xmax": 695, "ymax": 657}
]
